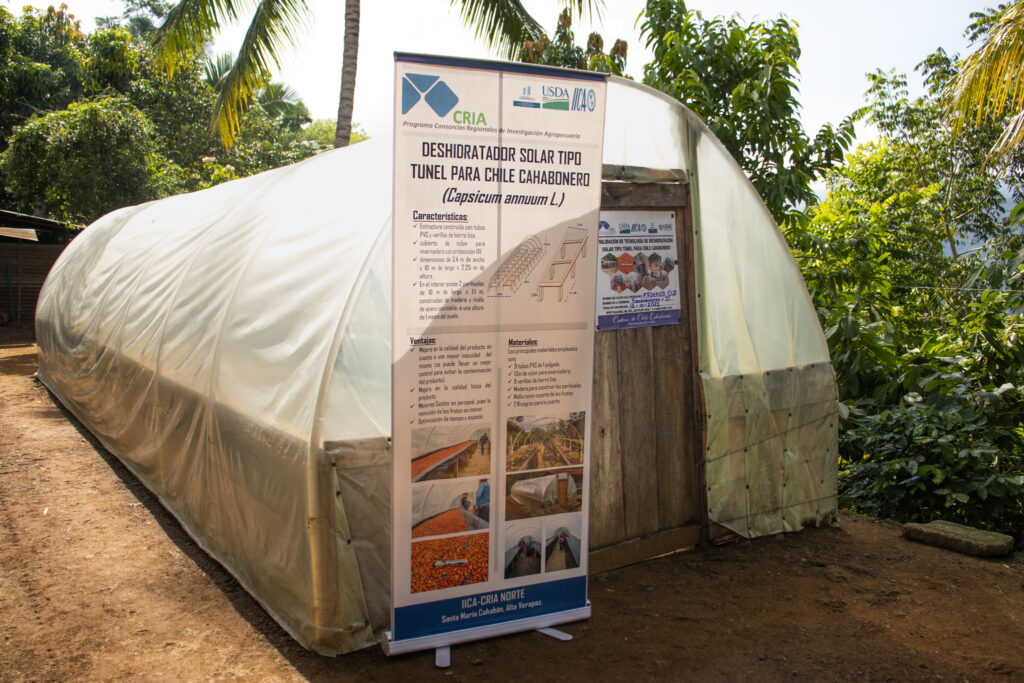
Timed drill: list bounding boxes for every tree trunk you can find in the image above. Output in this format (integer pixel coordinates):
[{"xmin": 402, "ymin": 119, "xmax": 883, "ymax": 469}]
[{"xmin": 334, "ymin": 0, "xmax": 360, "ymax": 148}]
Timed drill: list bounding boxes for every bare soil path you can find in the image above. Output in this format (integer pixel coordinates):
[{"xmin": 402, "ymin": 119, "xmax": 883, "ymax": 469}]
[{"xmin": 2, "ymin": 333, "xmax": 1023, "ymax": 681}]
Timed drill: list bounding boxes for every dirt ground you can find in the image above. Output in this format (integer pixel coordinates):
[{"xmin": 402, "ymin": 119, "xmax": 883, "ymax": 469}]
[{"xmin": 2, "ymin": 331, "xmax": 1023, "ymax": 682}]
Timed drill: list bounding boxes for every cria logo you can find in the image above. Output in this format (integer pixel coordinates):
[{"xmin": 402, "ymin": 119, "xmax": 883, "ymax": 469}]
[
  {"xmin": 513, "ymin": 84, "xmax": 596, "ymax": 112},
  {"xmin": 402, "ymin": 73, "xmax": 458, "ymax": 117}
]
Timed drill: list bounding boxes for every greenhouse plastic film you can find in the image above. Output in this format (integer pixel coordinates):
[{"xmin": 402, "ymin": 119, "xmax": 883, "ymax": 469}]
[
  {"xmin": 702, "ymin": 365, "xmax": 838, "ymax": 537},
  {"xmin": 687, "ymin": 111, "xmax": 839, "ymax": 538},
  {"xmin": 604, "ymin": 79, "xmax": 690, "ymax": 176},
  {"xmin": 320, "ymin": 219, "xmax": 393, "ymax": 441},
  {"xmin": 33, "ymin": 76, "xmax": 842, "ymax": 657},
  {"xmin": 604, "ymin": 78, "xmax": 837, "ymax": 540},
  {"xmin": 36, "ymin": 139, "xmax": 394, "ymax": 654},
  {"xmin": 324, "ymin": 437, "xmax": 391, "ymax": 638}
]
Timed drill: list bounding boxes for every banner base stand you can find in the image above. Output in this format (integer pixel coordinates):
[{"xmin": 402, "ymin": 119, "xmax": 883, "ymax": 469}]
[
  {"xmin": 434, "ymin": 646, "xmax": 451, "ymax": 668},
  {"xmin": 536, "ymin": 627, "xmax": 573, "ymax": 641},
  {"xmin": 383, "ymin": 602, "xmax": 591, "ymax": 657}
]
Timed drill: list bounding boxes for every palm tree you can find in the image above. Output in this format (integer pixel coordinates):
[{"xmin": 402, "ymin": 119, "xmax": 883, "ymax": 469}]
[
  {"xmin": 258, "ymin": 81, "xmax": 308, "ymax": 124},
  {"xmin": 946, "ymin": 0, "xmax": 1024, "ymax": 168},
  {"xmin": 153, "ymin": 0, "xmax": 599, "ymax": 149},
  {"xmin": 333, "ymin": 0, "xmax": 359, "ymax": 148},
  {"xmin": 203, "ymin": 51, "xmax": 311, "ymax": 131}
]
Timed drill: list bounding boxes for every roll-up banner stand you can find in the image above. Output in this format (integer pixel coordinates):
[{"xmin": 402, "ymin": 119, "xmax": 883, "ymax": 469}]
[{"xmin": 388, "ymin": 53, "xmax": 607, "ymax": 656}]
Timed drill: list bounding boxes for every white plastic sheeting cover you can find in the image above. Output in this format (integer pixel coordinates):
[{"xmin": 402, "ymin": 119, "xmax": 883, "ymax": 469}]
[
  {"xmin": 603, "ymin": 79, "xmax": 690, "ymax": 175},
  {"xmin": 36, "ymin": 138, "xmax": 394, "ymax": 655},
  {"xmin": 682, "ymin": 87, "xmax": 839, "ymax": 537},
  {"xmin": 35, "ymin": 74, "xmax": 838, "ymax": 657},
  {"xmin": 605, "ymin": 77, "xmax": 837, "ymax": 538}
]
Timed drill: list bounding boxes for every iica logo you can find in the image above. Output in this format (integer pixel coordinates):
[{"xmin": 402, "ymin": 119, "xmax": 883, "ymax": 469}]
[{"xmin": 402, "ymin": 73, "xmax": 459, "ymax": 117}]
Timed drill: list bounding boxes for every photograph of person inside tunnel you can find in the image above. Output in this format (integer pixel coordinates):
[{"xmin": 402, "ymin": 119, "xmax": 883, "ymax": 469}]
[
  {"xmin": 504, "ymin": 468, "xmax": 583, "ymax": 521},
  {"xmin": 544, "ymin": 514, "xmax": 582, "ymax": 573},
  {"xmin": 411, "ymin": 478, "xmax": 491, "ymax": 538},
  {"xmin": 410, "ymin": 422, "xmax": 490, "ymax": 482},
  {"xmin": 503, "ymin": 519, "xmax": 543, "ymax": 579},
  {"xmin": 410, "ymin": 531, "xmax": 489, "ymax": 594},
  {"xmin": 505, "ymin": 412, "xmax": 585, "ymax": 472}
]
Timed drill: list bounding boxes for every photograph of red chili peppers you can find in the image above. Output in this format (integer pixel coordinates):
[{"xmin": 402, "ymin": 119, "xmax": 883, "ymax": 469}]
[
  {"xmin": 410, "ymin": 532, "xmax": 489, "ymax": 594},
  {"xmin": 412, "ymin": 508, "xmax": 469, "ymax": 538}
]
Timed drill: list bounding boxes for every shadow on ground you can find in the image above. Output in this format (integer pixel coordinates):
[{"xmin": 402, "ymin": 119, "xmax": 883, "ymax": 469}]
[{"xmin": 0, "ymin": 351, "xmax": 36, "ymax": 376}]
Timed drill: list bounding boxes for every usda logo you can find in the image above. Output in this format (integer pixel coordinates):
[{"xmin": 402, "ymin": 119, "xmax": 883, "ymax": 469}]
[{"xmin": 513, "ymin": 85, "xmax": 597, "ymax": 112}]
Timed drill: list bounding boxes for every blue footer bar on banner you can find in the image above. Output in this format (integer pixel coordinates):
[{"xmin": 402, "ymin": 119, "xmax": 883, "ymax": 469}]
[
  {"xmin": 383, "ymin": 602, "xmax": 591, "ymax": 656},
  {"xmin": 391, "ymin": 576, "xmax": 587, "ymax": 643}
]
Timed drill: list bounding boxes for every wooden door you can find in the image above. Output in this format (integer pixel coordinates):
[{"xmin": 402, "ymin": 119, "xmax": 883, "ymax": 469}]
[{"xmin": 588, "ymin": 182, "xmax": 706, "ymax": 572}]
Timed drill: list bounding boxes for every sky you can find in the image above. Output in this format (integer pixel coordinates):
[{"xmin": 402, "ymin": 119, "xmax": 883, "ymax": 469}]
[{"xmin": 2, "ymin": 0, "xmax": 996, "ymax": 144}]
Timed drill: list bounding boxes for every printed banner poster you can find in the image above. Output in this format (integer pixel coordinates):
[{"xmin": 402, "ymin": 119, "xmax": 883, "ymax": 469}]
[
  {"xmin": 595, "ymin": 210, "xmax": 682, "ymax": 331},
  {"xmin": 389, "ymin": 54, "xmax": 606, "ymax": 653}
]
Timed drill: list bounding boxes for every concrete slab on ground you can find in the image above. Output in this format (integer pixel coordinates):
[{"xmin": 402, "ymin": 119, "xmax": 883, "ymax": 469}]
[{"xmin": 903, "ymin": 520, "xmax": 1014, "ymax": 557}]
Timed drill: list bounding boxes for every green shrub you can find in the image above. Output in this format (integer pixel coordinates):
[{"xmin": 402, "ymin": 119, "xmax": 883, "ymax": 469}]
[
  {"xmin": 840, "ymin": 400, "xmax": 1024, "ymax": 546},
  {"xmin": 0, "ymin": 96, "xmax": 178, "ymax": 223}
]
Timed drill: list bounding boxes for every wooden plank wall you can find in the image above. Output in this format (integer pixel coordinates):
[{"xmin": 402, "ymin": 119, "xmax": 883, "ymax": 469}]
[
  {"xmin": 0, "ymin": 243, "xmax": 65, "ymax": 325},
  {"xmin": 589, "ymin": 182, "xmax": 703, "ymax": 572}
]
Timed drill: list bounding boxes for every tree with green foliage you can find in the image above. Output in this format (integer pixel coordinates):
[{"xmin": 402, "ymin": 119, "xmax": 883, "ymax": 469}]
[
  {"xmin": 520, "ymin": 9, "xmax": 627, "ymax": 76},
  {"xmin": 0, "ymin": 5, "xmax": 87, "ymax": 140},
  {"xmin": 0, "ymin": 4, "xmax": 334, "ymax": 224},
  {"xmin": 0, "ymin": 14, "xmax": 218, "ymax": 185},
  {"xmin": 0, "ymin": 4, "xmax": 88, "ymax": 205},
  {"xmin": 152, "ymin": 0, "xmax": 600, "ymax": 148},
  {"xmin": 783, "ymin": 9, "xmax": 1024, "ymax": 544},
  {"xmin": 202, "ymin": 51, "xmax": 311, "ymax": 132},
  {"xmin": 258, "ymin": 82, "xmax": 310, "ymax": 130},
  {"xmin": 97, "ymin": 0, "xmax": 172, "ymax": 39},
  {"xmin": 640, "ymin": 0, "xmax": 854, "ymax": 224},
  {"xmin": 301, "ymin": 118, "xmax": 366, "ymax": 149},
  {"xmin": 62, "ymin": 24, "xmax": 226, "ymax": 183},
  {"xmin": 791, "ymin": 141, "xmax": 981, "ymax": 403},
  {"xmin": 789, "ymin": 138, "xmax": 1024, "ymax": 542},
  {"xmin": 220, "ymin": 101, "xmax": 326, "ymax": 176},
  {"xmin": 863, "ymin": 55, "xmax": 1024, "ymax": 254},
  {"xmin": 0, "ymin": 96, "xmax": 176, "ymax": 223}
]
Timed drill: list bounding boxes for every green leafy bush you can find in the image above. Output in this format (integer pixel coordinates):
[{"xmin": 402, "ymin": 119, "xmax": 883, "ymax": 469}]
[
  {"xmin": 0, "ymin": 96, "xmax": 176, "ymax": 223},
  {"xmin": 840, "ymin": 399, "xmax": 1024, "ymax": 545},
  {"xmin": 784, "ymin": 18, "xmax": 1024, "ymax": 546}
]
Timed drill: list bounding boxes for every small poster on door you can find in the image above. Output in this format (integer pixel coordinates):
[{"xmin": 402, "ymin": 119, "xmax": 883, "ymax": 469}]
[{"xmin": 596, "ymin": 210, "xmax": 681, "ymax": 331}]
